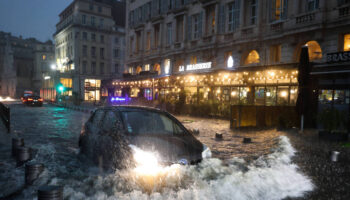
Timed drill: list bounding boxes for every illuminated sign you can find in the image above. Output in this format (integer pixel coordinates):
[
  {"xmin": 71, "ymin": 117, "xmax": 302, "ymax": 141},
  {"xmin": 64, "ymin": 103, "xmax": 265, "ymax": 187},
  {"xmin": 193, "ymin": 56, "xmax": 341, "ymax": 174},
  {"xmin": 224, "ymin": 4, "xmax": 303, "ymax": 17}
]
[{"xmin": 179, "ymin": 62, "xmax": 212, "ymax": 72}]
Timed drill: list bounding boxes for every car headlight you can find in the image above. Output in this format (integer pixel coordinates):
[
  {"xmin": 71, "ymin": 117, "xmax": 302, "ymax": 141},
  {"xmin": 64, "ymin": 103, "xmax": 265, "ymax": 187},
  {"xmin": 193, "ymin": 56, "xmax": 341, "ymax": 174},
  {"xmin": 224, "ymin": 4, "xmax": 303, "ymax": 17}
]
[{"xmin": 201, "ymin": 144, "xmax": 212, "ymax": 159}]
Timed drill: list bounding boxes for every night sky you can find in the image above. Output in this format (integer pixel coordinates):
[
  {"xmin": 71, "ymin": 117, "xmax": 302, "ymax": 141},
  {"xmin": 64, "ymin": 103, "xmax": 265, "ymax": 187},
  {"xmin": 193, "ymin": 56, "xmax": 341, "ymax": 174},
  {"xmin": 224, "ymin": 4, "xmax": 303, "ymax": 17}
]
[{"xmin": 0, "ymin": 0, "xmax": 73, "ymax": 42}]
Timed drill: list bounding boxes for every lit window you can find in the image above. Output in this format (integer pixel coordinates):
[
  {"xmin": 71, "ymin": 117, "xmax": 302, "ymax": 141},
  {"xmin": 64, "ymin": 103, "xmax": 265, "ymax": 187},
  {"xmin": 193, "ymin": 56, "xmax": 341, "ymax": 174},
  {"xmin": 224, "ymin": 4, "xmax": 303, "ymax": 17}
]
[
  {"xmin": 344, "ymin": 34, "xmax": 350, "ymax": 51},
  {"xmin": 153, "ymin": 63, "xmax": 161, "ymax": 75},
  {"xmin": 227, "ymin": 56, "xmax": 234, "ymax": 68},
  {"xmin": 128, "ymin": 67, "xmax": 134, "ymax": 74},
  {"xmin": 272, "ymin": 0, "xmax": 287, "ymax": 21},
  {"xmin": 305, "ymin": 41, "xmax": 322, "ymax": 61},
  {"xmin": 145, "ymin": 64, "xmax": 150, "ymax": 71},
  {"xmin": 136, "ymin": 66, "xmax": 142, "ymax": 74},
  {"xmin": 164, "ymin": 59, "xmax": 171, "ymax": 74},
  {"xmin": 244, "ymin": 50, "xmax": 260, "ymax": 65},
  {"xmin": 190, "ymin": 56, "xmax": 197, "ymax": 64},
  {"xmin": 42, "ymin": 55, "xmax": 46, "ymax": 60}
]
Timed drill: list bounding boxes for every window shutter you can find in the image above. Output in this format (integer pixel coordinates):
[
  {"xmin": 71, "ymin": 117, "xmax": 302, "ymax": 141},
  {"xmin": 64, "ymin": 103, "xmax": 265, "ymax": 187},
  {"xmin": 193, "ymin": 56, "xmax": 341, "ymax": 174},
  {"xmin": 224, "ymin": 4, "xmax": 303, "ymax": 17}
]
[
  {"xmin": 187, "ymin": 15, "xmax": 192, "ymax": 41},
  {"xmin": 198, "ymin": 12, "xmax": 203, "ymax": 37}
]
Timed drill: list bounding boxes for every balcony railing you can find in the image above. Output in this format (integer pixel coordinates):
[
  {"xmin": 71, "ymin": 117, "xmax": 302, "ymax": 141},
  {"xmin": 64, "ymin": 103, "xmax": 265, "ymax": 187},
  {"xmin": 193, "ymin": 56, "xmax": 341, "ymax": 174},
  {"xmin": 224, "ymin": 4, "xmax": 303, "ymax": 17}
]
[
  {"xmin": 270, "ymin": 21, "xmax": 283, "ymax": 32},
  {"xmin": 296, "ymin": 13, "xmax": 315, "ymax": 24},
  {"xmin": 339, "ymin": 6, "xmax": 350, "ymax": 17}
]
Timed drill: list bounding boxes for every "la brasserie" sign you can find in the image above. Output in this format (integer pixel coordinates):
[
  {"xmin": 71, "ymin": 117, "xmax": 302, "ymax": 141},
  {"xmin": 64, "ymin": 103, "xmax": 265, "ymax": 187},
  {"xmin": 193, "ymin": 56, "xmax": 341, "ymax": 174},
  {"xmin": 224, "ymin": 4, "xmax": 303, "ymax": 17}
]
[
  {"xmin": 179, "ymin": 62, "xmax": 212, "ymax": 72},
  {"xmin": 326, "ymin": 51, "xmax": 350, "ymax": 63}
]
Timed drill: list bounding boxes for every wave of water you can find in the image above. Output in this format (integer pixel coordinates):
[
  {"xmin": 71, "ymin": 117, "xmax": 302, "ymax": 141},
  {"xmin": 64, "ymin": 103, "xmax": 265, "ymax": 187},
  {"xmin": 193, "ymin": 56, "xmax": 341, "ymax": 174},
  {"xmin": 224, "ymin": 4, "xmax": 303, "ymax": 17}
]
[{"xmin": 56, "ymin": 136, "xmax": 313, "ymax": 200}]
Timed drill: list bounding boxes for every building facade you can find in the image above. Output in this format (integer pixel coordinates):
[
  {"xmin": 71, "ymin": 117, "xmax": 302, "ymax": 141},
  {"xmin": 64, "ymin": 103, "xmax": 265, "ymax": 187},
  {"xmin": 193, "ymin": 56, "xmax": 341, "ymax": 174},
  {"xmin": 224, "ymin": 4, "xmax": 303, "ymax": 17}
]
[
  {"xmin": 105, "ymin": 0, "xmax": 349, "ymax": 110},
  {"xmin": 0, "ymin": 32, "xmax": 54, "ymax": 98},
  {"xmin": 54, "ymin": 0, "xmax": 125, "ymax": 102}
]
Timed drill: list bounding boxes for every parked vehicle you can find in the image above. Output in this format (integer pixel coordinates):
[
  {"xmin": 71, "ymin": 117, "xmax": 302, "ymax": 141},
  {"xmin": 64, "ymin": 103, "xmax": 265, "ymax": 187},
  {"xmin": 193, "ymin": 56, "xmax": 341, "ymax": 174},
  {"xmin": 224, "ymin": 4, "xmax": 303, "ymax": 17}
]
[{"xmin": 79, "ymin": 106, "xmax": 211, "ymax": 169}]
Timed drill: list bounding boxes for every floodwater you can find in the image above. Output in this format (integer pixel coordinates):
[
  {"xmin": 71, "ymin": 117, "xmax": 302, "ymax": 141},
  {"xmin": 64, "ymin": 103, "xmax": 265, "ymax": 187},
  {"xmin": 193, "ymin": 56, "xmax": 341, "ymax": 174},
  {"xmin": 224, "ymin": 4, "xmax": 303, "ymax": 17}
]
[{"xmin": 0, "ymin": 104, "xmax": 313, "ymax": 200}]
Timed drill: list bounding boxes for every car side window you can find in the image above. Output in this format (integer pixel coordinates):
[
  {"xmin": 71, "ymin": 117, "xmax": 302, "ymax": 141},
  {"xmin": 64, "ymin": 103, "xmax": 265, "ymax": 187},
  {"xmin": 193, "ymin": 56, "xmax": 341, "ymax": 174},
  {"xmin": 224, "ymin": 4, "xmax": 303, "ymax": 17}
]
[
  {"xmin": 102, "ymin": 111, "xmax": 118, "ymax": 132},
  {"xmin": 92, "ymin": 110, "xmax": 104, "ymax": 127}
]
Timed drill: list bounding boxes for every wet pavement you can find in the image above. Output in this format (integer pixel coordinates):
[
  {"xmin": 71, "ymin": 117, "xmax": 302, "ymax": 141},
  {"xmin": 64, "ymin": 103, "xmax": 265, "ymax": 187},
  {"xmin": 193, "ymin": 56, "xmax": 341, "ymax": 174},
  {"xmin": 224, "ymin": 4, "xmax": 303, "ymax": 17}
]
[{"xmin": 0, "ymin": 103, "xmax": 314, "ymax": 200}]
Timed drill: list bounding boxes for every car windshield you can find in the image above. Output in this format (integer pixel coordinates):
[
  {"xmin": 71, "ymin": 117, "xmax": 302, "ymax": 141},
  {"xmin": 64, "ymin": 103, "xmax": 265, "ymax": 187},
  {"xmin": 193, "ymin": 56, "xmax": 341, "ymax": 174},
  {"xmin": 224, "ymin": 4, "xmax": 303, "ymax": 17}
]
[{"xmin": 120, "ymin": 111, "xmax": 184, "ymax": 135}]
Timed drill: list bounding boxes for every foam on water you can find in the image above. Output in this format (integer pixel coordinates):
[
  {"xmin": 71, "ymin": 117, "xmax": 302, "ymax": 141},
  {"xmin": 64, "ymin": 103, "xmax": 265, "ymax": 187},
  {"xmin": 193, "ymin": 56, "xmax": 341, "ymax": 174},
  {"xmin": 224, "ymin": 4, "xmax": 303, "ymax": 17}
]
[{"xmin": 59, "ymin": 136, "xmax": 313, "ymax": 200}]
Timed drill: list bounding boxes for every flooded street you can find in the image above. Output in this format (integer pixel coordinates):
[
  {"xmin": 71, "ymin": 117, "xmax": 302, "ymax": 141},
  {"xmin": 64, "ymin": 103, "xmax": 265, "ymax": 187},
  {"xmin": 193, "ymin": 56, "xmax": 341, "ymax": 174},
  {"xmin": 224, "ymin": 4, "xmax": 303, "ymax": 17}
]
[{"xmin": 0, "ymin": 104, "xmax": 313, "ymax": 200}]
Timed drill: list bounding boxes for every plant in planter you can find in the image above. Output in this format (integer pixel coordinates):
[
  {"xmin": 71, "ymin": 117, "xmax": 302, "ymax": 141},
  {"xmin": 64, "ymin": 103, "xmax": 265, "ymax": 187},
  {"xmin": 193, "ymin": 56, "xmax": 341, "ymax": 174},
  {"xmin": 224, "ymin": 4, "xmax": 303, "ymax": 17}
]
[{"xmin": 318, "ymin": 108, "xmax": 348, "ymax": 141}]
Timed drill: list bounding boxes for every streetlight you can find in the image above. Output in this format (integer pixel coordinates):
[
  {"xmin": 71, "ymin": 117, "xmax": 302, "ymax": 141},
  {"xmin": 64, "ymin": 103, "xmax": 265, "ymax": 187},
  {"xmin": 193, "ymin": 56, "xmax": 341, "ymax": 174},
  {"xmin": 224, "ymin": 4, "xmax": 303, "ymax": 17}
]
[{"xmin": 51, "ymin": 64, "xmax": 57, "ymax": 70}]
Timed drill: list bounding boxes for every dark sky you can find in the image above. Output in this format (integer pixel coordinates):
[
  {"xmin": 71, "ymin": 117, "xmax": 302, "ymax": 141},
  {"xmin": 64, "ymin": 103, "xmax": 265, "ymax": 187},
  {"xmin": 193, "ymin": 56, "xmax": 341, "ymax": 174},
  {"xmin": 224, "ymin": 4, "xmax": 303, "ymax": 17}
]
[{"xmin": 0, "ymin": 0, "xmax": 73, "ymax": 42}]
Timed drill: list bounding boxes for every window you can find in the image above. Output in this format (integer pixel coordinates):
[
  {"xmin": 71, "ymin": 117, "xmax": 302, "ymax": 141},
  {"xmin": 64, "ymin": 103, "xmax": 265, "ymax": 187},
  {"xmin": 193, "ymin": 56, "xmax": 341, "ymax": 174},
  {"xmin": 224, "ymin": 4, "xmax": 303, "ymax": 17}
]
[
  {"xmin": 166, "ymin": 23, "xmax": 173, "ymax": 45},
  {"xmin": 82, "ymin": 61, "xmax": 87, "ymax": 74},
  {"xmin": 115, "ymin": 37, "xmax": 119, "ymax": 44},
  {"xmin": 164, "ymin": 59, "xmax": 171, "ymax": 74},
  {"xmin": 98, "ymin": 6, "xmax": 102, "ymax": 13},
  {"xmin": 120, "ymin": 111, "xmax": 184, "ymax": 135},
  {"xmin": 129, "ymin": 37, "xmax": 134, "ymax": 55},
  {"xmin": 270, "ymin": 45, "xmax": 281, "ymax": 63},
  {"xmin": 100, "ymin": 35, "xmax": 104, "ymax": 43},
  {"xmin": 91, "ymin": 62, "xmax": 96, "ymax": 74},
  {"xmin": 154, "ymin": 24, "xmax": 160, "ymax": 48},
  {"xmin": 146, "ymin": 32, "xmax": 151, "ymax": 50},
  {"xmin": 250, "ymin": 0, "xmax": 258, "ymax": 25},
  {"xmin": 244, "ymin": 50, "xmax": 260, "ymax": 65},
  {"xmin": 176, "ymin": 16, "xmax": 184, "ymax": 42},
  {"xmin": 115, "ymin": 63, "xmax": 119, "ymax": 73},
  {"xmin": 193, "ymin": 14, "xmax": 200, "ymax": 39},
  {"xmin": 338, "ymin": 0, "xmax": 350, "ymax": 6},
  {"xmin": 100, "ymin": 62, "xmax": 104, "ymax": 74},
  {"xmin": 42, "ymin": 54, "xmax": 46, "ymax": 60},
  {"xmin": 102, "ymin": 111, "xmax": 117, "ymax": 132},
  {"xmin": 190, "ymin": 56, "xmax": 197, "ymax": 64},
  {"xmin": 305, "ymin": 41, "xmax": 322, "ymax": 61},
  {"xmin": 271, "ymin": 0, "xmax": 287, "ymax": 21},
  {"xmin": 89, "ymin": 4, "xmax": 94, "ymax": 11},
  {"xmin": 136, "ymin": 31, "xmax": 141, "ymax": 52},
  {"xmin": 100, "ymin": 48, "xmax": 104, "ymax": 59},
  {"xmin": 99, "ymin": 19, "xmax": 104, "ymax": 28},
  {"xmin": 83, "ymin": 45, "xmax": 87, "ymax": 57},
  {"xmin": 145, "ymin": 64, "xmax": 150, "ymax": 71},
  {"xmin": 91, "ymin": 16, "xmax": 95, "ymax": 26},
  {"xmin": 344, "ymin": 34, "xmax": 350, "ymax": 51},
  {"xmin": 307, "ymin": 0, "xmax": 319, "ymax": 12},
  {"xmin": 82, "ymin": 15, "xmax": 86, "ymax": 25},
  {"xmin": 114, "ymin": 49, "xmax": 119, "ymax": 58},
  {"xmin": 91, "ymin": 46, "xmax": 96, "ymax": 57},
  {"xmin": 228, "ymin": 1, "xmax": 240, "ymax": 32},
  {"xmin": 83, "ymin": 32, "xmax": 87, "ymax": 40},
  {"xmin": 205, "ymin": 5, "xmax": 216, "ymax": 35},
  {"xmin": 153, "ymin": 63, "xmax": 161, "ymax": 75},
  {"xmin": 136, "ymin": 66, "xmax": 142, "ymax": 74},
  {"xmin": 91, "ymin": 33, "xmax": 96, "ymax": 41},
  {"xmin": 128, "ymin": 66, "xmax": 133, "ymax": 74}
]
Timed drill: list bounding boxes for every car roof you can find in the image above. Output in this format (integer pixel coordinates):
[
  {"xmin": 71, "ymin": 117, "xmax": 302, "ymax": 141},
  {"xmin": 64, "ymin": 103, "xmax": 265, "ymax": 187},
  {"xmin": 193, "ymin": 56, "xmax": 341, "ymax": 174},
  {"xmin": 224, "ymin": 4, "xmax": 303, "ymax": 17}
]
[{"xmin": 96, "ymin": 105, "xmax": 163, "ymax": 113}]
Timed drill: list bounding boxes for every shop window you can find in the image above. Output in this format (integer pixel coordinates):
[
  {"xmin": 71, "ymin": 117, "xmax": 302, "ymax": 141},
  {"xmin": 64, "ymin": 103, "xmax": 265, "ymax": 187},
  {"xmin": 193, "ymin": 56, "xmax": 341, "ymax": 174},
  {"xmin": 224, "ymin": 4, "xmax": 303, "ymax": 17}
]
[
  {"xmin": 239, "ymin": 87, "xmax": 249, "ymax": 104},
  {"xmin": 255, "ymin": 87, "xmax": 265, "ymax": 105},
  {"xmin": 136, "ymin": 66, "xmax": 142, "ymax": 74},
  {"xmin": 230, "ymin": 87, "xmax": 240, "ymax": 104},
  {"xmin": 344, "ymin": 34, "xmax": 350, "ymax": 51},
  {"xmin": 244, "ymin": 50, "xmax": 260, "ymax": 65},
  {"xmin": 266, "ymin": 87, "xmax": 277, "ymax": 106},
  {"xmin": 277, "ymin": 86, "xmax": 289, "ymax": 105},
  {"xmin": 305, "ymin": 41, "xmax": 322, "ymax": 61},
  {"xmin": 270, "ymin": 45, "xmax": 281, "ymax": 63},
  {"xmin": 289, "ymin": 86, "xmax": 298, "ymax": 105},
  {"xmin": 319, "ymin": 90, "xmax": 333, "ymax": 104},
  {"xmin": 153, "ymin": 63, "xmax": 161, "ymax": 75},
  {"xmin": 84, "ymin": 90, "xmax": 100, "ymax": 101},
  {"xmin": 334, "ymin": 90, "xmax": 346, "ymax": 105}
]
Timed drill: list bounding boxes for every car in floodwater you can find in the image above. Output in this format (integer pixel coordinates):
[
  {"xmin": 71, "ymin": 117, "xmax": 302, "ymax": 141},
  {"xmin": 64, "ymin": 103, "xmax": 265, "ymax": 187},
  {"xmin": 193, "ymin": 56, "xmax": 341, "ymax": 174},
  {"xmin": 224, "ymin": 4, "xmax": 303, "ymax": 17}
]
[{"xmin": 79, "ymin": 106, "xmax": 211, "ymax": 169}]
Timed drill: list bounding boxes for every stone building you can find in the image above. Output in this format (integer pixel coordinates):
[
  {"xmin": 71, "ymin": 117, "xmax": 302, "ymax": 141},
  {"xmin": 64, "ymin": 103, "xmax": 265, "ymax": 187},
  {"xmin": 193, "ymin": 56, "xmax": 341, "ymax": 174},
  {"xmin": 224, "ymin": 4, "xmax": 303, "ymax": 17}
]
[
  {"xmin": 106, "ymin": 0, "xmax": 350, "ymax": 107},
  {"xmin": 54, "ymin": 0, "xmax": 125, "ymax": 102},
  {"xmin": 0, "ymin": 32, "xmax": 54, "ymax": 98}
]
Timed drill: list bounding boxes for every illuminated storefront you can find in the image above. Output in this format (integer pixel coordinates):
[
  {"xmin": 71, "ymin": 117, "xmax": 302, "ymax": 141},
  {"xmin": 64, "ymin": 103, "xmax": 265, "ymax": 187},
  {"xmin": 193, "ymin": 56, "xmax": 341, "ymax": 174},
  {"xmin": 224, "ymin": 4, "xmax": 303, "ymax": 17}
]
[{"xmin": 84, "ymin": 79, "xmax": 101, "ymax": 101}]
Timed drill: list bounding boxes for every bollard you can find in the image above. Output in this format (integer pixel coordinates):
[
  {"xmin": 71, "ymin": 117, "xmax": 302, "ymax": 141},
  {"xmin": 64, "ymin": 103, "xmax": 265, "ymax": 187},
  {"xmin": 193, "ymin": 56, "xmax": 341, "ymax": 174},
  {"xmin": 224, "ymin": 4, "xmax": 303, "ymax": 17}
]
[
  {"xmin": 38, "ymin": 185, "xmax": 63, "ymax": 200},
  {"xmin": 12, "ymin": 138, "xmax": 24, "ymax": 157},
  {"xmin": 243, "ymin": 138, "xmax": 252, "ymax": 143},
  {"xmin": 331, "ymin": 151, "xmax": 340, "ymax": 162},
  {"xmin": 215, "ymin": 133, "xmax": 223, "ymax": 139},
  {"xmin": 25, "ymin": 163, "xmax": 44, "ymax": 185},
  {"xmin": 16, "ymin": 147, "xmax": 32, "ymax": 166}
]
